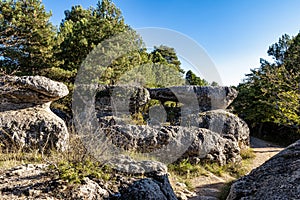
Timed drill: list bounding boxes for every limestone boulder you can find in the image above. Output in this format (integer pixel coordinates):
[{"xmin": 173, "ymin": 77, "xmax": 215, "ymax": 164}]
[
  {"xmin": 180, "ymin": 128, "xmax": 241, "ymax": 165},
  {"xmin": 104, "ymin": 125, "xmax": 241, "ymax": 165},
  {"xmin": 119, "ymin": 175, "xmax": 178, "ymax": 200},
  {"xmin": 0, "ymin": 75, "xmax": 69, "ymax": 152},
  {"xmin": 95, "ymin": 85, "xmax": 150, "ymax": 118},
  {"xmin": 0, "ymin": 106, "xmax": 69, "ymax": 152},
  {"xmin": 195, "ymin": 109, "xmax": 250, "ymax": 148},
  {"xmin": 0, "ymin": 75, "xmax": 68, "ymax": 111},
  {"xmin": 148, "ymin": 86, "xmax": 238, "ymax": 112},
  {"xmin": 104, "ymin": 155, "xmax": 177, "ymax": 199},
  {"xmin": 227, "ymin": 139, "xmax": 300, "ymax": 200}
]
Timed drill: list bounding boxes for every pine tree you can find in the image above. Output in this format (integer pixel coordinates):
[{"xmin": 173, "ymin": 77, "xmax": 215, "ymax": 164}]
[
  {"xmin": 233, "ymin": 34, "xmax": 300, "ymax": 143},
  {"xmin": 150, "ymin": 45, "xmax": 185, "ymax": 74},
  {"xmin": 185, "ymin": 70, "xmax": 208, "ymax": 86},
  {"xmin": 0, "ymin": 0, "xmax": 56, "ymax": 74}
]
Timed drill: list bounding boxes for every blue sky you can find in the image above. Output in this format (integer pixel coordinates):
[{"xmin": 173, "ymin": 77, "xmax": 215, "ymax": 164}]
[{"xmin": 43, "ymin": 0, "xmax": 300, "ymax": 86}]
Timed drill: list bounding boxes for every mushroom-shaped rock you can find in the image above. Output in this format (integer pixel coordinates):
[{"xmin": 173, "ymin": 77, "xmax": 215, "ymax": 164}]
[
  {"xmin": 0, "ymin": 75, "xmax": 69, "ymax": 152},
  {"xmin": 0, "ymin": 75, "xmax": 69, "ymax": 111}
]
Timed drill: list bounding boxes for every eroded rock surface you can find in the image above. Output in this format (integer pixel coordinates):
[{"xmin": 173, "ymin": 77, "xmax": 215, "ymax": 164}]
[
  {"xmin": 0, "ymin": 164, "xmax": 110, "ymax": 200},
  {"xmin": 0, "ymin": 163, "xmax": 176, "ymax": 200},
  {"xmin": 95, "ymin": 85, "xmax": 150, "ymax": 118},
  {"xmin": 227, "ymin": 139, "xmax": 300, "ymax": 200},
  {"xmin": 148, "ymin": 86, "xmax": 238, "ymax": 112},
  {"xmin": 0, "ymin": 75, "xmax": 68, "ymax": 111},
  {"xmin": 195, "ymin": 109, "xmax": 250, "ymax": 148},
  {"xmin": 104, "ymin": 125, "xmax": 241, "ymax": 165},
  {"xmin": 104, "ymin": 155, "xmax": 177, "ymax": 199},
  {"xmin": 0, "ymin": 106, "xmax": 69, "ymax": 152},
  {"xmin": 120, "ymin": 174, "xmax": 178, "ymax": 200},
  {"xmin": 106, "ymin": 155, "xmax": 168, "ymax": 175},
  {"xmin": 0, "ymin": 75, "xmax": 69, "ymax": 152}
]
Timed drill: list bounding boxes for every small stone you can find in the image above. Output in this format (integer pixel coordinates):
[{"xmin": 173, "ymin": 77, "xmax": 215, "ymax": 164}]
[{"xmin": 176, "ymin": 182, "xmax": 187, "ymax": 188}]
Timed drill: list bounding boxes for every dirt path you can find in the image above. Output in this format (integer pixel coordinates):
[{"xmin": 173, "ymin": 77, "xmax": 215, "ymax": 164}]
[
  {"xmin": 248, "ymin": 137, "xmax": 283, "ymax": 169},
  {"xmin": 172, "ymin": 137, "xmax": 284, "ymax": 200}
]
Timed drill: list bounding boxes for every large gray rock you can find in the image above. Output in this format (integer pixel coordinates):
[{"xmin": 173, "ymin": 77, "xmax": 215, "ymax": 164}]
[
  {"xmin": 181, "ymin": 128, "xmax": 241, "ymax": 165},
  {"xmin": 95, "ymin": 85, "xmax": 150, "ymax": 118},
  {"xmin": 0, "ymin": 75, "xmax": 69, "ymax": 111},
  {"xmin": 104, "ymin": 125, "xmax": 241, "ymax": 165},
  {"xmin": 195, "ymin": 109, "xmax": 250, "ymax": 148},
  {"xmin": 148, "ymin": 86, "xmax": 238, "ymax": 112},
  {"xmin": 227, "ymin": 140, "xmax": 300, "ymax": 200},
  {"xmin": 120, "ymin": 174, "xmax": 178, "ymax": 200},
  {"xmin": 103, "ymin": 155, "xmax": 177, "ymax": 200},
  {"xmin": 0, "ymin": 106, "xmax": 69, "ymax": 152},
  {"xmin": 0, "ymin": 75, "xmax": 69, "ymax": 152}
]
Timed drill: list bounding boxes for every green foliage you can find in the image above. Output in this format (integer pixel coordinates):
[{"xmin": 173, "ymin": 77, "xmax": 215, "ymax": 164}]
[
  {"xmin": 55, "ymin": 0, "xmax": 128, "ymax": 73},
  {"xmin": 56, "ymin": 160, "xmax": 111, "ymax": 184},
  {"xmin": 150, "ymin": 45, "xmax": 185, "ymax": 74},
  {"xmin": 233, "ymin": 33, "xmax": 300, "ymax": 143},
  {"xmin": 204, "ymin": 162, "xmax": 248, "ymax": 179},
  {"xmin": 185, "ymin": 70, "xmax": 209, "ymax": 86},
  {"xmin": 118, "ymin": 62, "xmax": 185, "ymax": 88},
  {"xmin": 211, "ymin": 81, "xmax": 219, "ymax": 86},
  {"xmin": 0, "ymin": 0, "xmax": 57, "ymax": 74},
  {"xmin": 240, "ymin": 148, "xmax": 255, "ymax": 160},
  {"xmin": 168, "ymin": 159, "xmax": 208, "ymax": 178}
]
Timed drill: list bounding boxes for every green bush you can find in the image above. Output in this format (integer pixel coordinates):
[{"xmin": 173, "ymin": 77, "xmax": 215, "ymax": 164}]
[{"xmin": 54, "ymin": 160, "xmax": 112, "ymax": 184}]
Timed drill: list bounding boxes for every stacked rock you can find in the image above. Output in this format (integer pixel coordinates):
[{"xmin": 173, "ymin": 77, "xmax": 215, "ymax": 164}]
[{"xmin": 0, "ymin": 76, "xmax": 69, "ymax": 152}]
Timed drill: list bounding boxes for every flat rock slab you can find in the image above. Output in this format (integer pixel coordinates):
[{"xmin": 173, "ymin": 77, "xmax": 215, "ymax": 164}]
[
  {"xmin": 97, "ymin": 125, "xmax": 241, "ymax": 166},
  {"xmin": 0, "ymin": 75, "xmax": 69, "ymax": 111},
  {"xmin": 95, "ymin": 85, "xmax": 150, "ymax": 117},
  {"xmin": 148, "ymin": 86, "xmax": 238, "ymax": 112}
]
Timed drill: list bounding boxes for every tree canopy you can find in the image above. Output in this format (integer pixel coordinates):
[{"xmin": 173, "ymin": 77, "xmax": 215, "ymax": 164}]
[
  {"xmin": 233, "ymin": 33, "xmax": 300, "ymax": 144},
  {"xmin": 185, "ymin": 70, "xmax": 208, "ymax": 86},
  {"xmin": 0, "ymin": 0, "xmax": 56, "ymax": 74}
]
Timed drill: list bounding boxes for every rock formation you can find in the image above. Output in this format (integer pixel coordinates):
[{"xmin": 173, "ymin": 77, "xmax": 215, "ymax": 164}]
[
  {"xmin": 196, "ymin": 109, "xmax": 250, "ymax": 149},
  {"xmin": 95, "ymin": 85, "xmax": 150, "ymax": 118},
  {"xmin": 94, "ymin": 85, "xmax": 248, "ymax": 166},
  {"xmin": 148, "ymin": 86, "xmax": 238, "ymax": 111},
  {"xmin": 119, "ymin": 175, "xmax": 178, "ymax": 200},
  {"xmin": 227, "ymin": 139, "xmax": 300, "ymax": 200},
  {"xmin": 0, "ymin": 162, "xmax": 177, "ymax": 200},
  {"xmin": 0, "ymin": 77, "xmax": 253, "ymax": 199},
  {"xmin": 0, "ymin": 75, "xmax": 68, "ymax": 111},
  {"xmin": 105, "ymin": 155, "xmax": 178, "ymax": 200},
  {"xmin": 104, "ymin": 125, "xmax": 241, "ymax": 165},
  {"xmin": 0, "ymin": 75, "xmax": 69, "ymax": 152}
]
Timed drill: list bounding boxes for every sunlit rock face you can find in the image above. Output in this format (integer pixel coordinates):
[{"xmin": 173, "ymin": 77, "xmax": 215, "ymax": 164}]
[
  {"xmin": 0, "ymin": 75, "xmax": 69, "ymax": 152},
  {"xmin": 148, "ymin": 86, "xmax": 238, "ymax": 111},
  {"xmin": 227, "ymin": 139, "xmax": 300, "ymax": 200}
]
